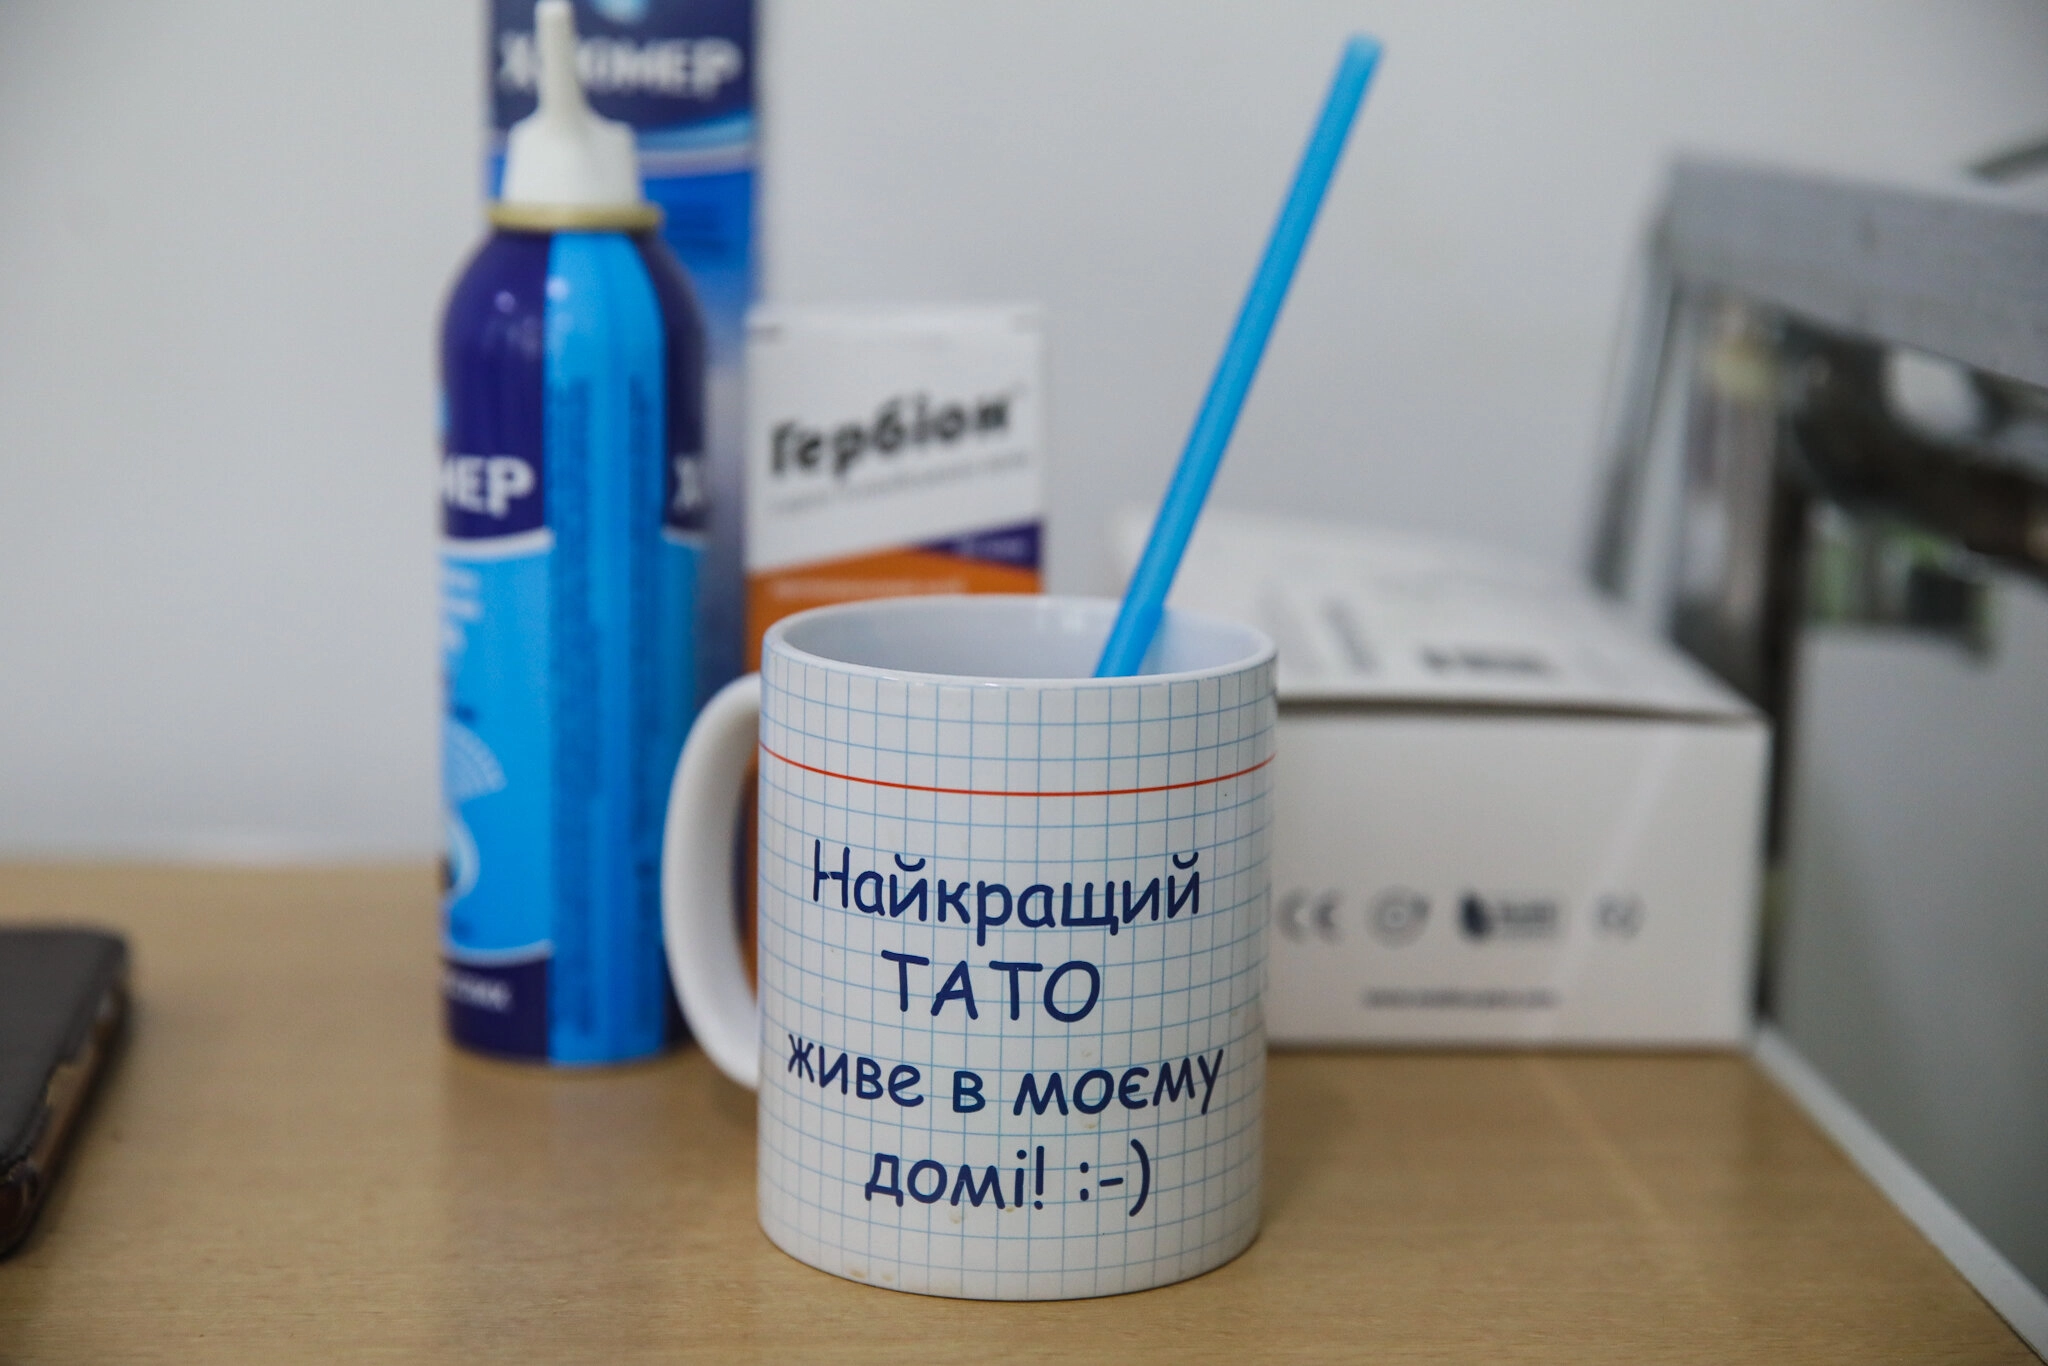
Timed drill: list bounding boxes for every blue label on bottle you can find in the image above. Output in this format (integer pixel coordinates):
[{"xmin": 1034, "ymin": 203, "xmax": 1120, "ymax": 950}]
[
  {"xmin": 440, "ymin": 227, "xmax": 704, "ymax": 1065},
  {"xmin": 486, "ymin": 1, "xmax": 753, "ymax": 705}
]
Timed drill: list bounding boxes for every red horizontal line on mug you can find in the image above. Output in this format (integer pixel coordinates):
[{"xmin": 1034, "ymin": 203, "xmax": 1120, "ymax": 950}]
[{"xmin": 757, "ymin": 745, "xmax": 1272, "ymax": 799}]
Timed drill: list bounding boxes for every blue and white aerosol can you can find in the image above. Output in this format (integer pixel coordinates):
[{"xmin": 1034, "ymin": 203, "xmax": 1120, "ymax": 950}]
[{"xmin": 439, "ymin": 0, "xmax": 706, "ymax": 1064}]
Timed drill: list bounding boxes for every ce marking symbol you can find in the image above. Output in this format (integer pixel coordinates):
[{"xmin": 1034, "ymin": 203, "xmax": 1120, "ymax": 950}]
[{"xmin": 1277, "ymin": 888, "xmax": 1342, "ymax": 943}]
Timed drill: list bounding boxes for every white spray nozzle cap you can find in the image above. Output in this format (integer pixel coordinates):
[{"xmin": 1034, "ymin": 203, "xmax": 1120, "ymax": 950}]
[{"xmin": 497, "ymin": 0, "xmax": 646, "ymax": 215}]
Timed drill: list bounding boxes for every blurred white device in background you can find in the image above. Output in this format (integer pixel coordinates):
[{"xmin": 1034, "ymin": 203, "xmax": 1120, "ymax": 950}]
[{"xmin": 1117, "ymin": 510, "xmax": 1768, "ymax": 1046}]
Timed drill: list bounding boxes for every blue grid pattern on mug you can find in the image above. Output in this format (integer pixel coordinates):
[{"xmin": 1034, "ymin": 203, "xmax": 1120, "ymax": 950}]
[{"xmin": 752, "ymin": 645, "xmax": 1275, "ymax": 1300}]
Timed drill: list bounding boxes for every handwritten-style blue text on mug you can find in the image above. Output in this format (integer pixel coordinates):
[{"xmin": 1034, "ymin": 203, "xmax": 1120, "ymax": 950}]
[{"xmin": 663, "ymin": 595, "xmax": 1276, "ymax": 1299}]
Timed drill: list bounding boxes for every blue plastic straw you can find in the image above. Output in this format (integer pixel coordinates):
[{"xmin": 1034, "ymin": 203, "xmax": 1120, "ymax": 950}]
[{"xmin": 1095, "ymin": 35, "xmax": 1382, "ymax": 676}]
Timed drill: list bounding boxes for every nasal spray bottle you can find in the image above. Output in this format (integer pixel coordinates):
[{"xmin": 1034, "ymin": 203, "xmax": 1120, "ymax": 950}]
[{"xmin": 440, "ymin": 0, "xmax": 707, "ymax": 1064}]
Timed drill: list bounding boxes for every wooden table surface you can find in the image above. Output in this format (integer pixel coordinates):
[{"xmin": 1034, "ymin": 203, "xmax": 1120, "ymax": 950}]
[{"xmin": 0, "ymin": 865, "xmax": 2028, "ymax": 1364}]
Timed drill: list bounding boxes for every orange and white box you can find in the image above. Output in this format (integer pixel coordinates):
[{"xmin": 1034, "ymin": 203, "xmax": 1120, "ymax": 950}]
[{"xmin": 743, "ymin": 305, "xmax": 1045, "ymax": 666}]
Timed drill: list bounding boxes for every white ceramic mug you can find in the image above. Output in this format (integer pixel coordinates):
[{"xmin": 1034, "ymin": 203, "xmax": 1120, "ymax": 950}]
[{"xmin": 662, "ymin": 595, "xmax": 1275, "ymax": 1300}]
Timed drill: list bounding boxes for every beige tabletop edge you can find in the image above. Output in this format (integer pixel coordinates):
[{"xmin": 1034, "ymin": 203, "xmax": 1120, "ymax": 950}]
[{"xmin": 0, "ymin": 864, "xmax": 2030, "ymax": 1364}]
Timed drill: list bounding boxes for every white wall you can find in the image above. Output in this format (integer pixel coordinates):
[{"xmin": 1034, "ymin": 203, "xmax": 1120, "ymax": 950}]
[{"xmin": 3, "ymin": 1, "xmax": 2047, "ymax": 859}]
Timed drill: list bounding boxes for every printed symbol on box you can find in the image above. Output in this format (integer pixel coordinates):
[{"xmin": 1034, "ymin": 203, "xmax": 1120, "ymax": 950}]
[
  {"xmin": 1277, "ymin": 888, "xmax": 1342, "ymax": 943},
  {"xmin": 1458, "ymin": 891, "xmax": 1561, "ymax": 941},
  {"xmin": 1459, "ymin": 893, "xmax": 1491, "ymax": 940},
  {"xmin": 1369, "ymin": 888, "xmax": 1429, "ymax": 946},
  {"xmin": 1596, "ymin": 894, "xmax": 1644, "ymax": 939}
]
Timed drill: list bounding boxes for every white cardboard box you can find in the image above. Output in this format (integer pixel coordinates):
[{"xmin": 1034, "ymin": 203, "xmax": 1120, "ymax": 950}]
[
  {"xmin": 743, "ymin": 305, "xmax": 1045, "ymax": 662},
  {"xmin": 1119, "ymin": 512, "xmax": 1770, "ymax": 1047}
]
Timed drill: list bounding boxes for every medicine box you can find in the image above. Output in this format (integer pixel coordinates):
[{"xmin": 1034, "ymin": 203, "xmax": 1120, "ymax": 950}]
[
  {"xmin": 1117, "ymin": 511, "xmax": 1769, "ymax": 1046},
  {"xmin": 745, "ymin": 306, "xmax": 1045, "ymax": 665}
]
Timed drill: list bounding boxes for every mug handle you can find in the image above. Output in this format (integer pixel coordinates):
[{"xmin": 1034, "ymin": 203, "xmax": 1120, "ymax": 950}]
[{"xmin": 661, "ymin": 673, "xmax": 762, "ymax": 1089}]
